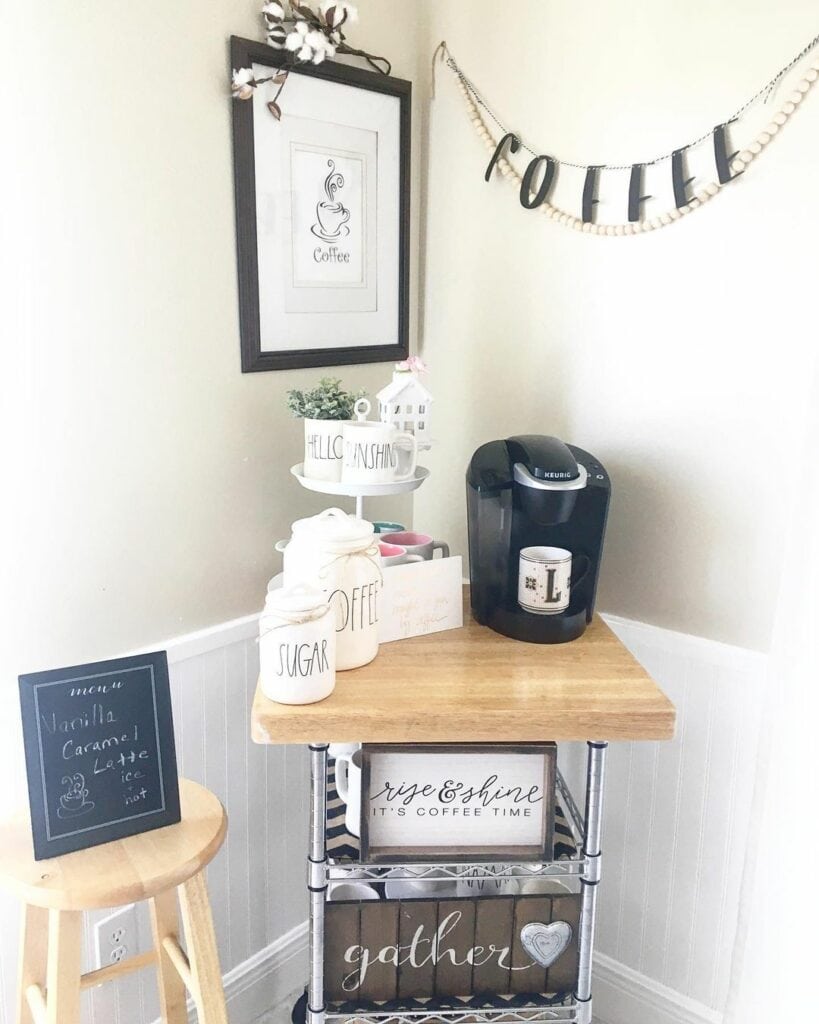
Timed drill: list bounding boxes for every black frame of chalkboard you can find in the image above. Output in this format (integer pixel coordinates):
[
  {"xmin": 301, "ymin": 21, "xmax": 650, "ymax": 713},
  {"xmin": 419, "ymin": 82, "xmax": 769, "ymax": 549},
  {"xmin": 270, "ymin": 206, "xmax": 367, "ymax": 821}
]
[{"xmin": 19, "ymin": 651, "xmax": 181, "ymax": 861}]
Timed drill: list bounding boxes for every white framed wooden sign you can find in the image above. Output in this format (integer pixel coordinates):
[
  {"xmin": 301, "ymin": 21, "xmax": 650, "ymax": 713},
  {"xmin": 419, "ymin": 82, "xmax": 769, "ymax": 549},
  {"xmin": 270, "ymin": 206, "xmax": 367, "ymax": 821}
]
[
  {"xmin": 378, "ymin": 556, "xmax": 464, "ymax": 644},
  {"xmin": 359, "ymin": 743, "xmax": 556, "ymax": 862}
]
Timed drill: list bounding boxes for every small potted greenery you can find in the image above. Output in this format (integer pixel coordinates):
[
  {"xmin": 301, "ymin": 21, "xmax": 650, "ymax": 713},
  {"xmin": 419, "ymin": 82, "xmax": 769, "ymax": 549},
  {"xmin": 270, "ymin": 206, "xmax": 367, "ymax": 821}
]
[{"xmin": 287, "ymin": 377, "xmax": 365, "ymax": 481}]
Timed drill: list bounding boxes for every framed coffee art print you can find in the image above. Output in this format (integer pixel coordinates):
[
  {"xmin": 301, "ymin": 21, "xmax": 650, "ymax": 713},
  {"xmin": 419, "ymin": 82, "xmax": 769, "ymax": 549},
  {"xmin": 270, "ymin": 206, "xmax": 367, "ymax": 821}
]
[
  {"xmin": 231, "ymin": 36, "xmax": 411, "ymax": 372},
  {"xmin": 359, "ymin": 743, "xmax": 557, "ymax": 863}
]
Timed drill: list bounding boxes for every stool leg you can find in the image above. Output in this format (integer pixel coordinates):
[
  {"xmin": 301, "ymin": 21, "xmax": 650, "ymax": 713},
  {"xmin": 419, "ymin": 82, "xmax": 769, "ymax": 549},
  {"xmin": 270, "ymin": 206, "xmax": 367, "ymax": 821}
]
[
  {"xmin": 16, "ymin": 905, "xmax": 48, "ymax": 1024},
  {"xmin": 178, "ymin": 871, "xmax": 227, "ymax": 1024},
  {"xmin": 45, "ymin": 910, "xmax": 82, "ymax": 1024},
  {"xmin": 150, "ymin": 889, "xmax": 188, "ymax": 1024}
]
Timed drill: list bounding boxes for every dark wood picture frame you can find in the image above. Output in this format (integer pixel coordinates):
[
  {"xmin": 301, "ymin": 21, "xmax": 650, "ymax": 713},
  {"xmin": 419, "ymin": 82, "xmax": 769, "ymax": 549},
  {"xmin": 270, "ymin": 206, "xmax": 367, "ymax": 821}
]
[
  {"xmin": 19, "ymin": 651, "xmax": 180, "ymax": 860},
  {"xmin": 359, "ymin": 743, "xmax": 557, "ymax": 863},
  {"xmin": 230, "ymin": 36, "xmax": 411, "ymax": 372}
]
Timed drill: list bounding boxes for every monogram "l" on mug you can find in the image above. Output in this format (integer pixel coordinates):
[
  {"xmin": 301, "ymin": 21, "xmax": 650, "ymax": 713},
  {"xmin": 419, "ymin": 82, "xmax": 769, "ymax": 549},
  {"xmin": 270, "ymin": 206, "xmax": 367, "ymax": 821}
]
[{"xmin": 518, "ymin": 546, "xmax": 572, "ymax": 615}]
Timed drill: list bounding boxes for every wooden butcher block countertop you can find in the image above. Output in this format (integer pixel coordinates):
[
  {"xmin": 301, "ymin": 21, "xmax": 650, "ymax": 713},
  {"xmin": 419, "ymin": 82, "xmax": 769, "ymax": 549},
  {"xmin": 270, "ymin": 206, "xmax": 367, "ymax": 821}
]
[{"xmin": 251, "ymin": 588, "xmax": 675, "ymax": 744}]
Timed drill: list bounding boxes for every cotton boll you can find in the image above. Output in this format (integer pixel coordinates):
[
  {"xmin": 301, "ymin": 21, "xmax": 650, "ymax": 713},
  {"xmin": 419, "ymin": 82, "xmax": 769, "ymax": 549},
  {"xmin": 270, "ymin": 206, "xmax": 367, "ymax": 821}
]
[
  {"xmin": 231, "ymin": 67, "xmax": 256, "ymax": 100},
  {"xmin": 307, "ymin": 30, "xmax": 328, "ymax": 50},
  {"xmin": 267, "ymin": 24, "xmax": 287, "ymax": 48}
]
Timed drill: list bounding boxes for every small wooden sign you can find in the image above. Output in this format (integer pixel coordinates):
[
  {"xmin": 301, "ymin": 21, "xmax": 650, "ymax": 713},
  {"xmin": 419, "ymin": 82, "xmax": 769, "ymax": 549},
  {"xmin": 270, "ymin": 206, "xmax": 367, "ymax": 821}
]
[
  {"xmin": 360, "ymin": 743, "xmax": 556, "ymax": 863},
  {"xmin": 18, "ymin": 651, "xmax": 180, "ymax": 860},
  {"xmin": 378, "ymin": 557, "xmax": 464, "ymax": 644},
  {"xmin": 325, "ymin": 893, "xmax": 581, "ymax": 1001}
]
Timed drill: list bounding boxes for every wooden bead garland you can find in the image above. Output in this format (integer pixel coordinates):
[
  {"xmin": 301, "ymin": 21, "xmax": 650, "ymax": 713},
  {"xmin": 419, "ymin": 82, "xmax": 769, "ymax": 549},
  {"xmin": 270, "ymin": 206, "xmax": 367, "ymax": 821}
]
[{"xmin": 456, "ymin": 51, "xmax": 817, "ymax": 235}]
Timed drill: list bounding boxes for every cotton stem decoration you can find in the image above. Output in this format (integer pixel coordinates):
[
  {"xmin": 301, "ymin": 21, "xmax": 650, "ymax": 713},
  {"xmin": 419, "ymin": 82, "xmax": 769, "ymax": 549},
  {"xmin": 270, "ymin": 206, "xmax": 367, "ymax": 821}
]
[
  {"xmin": 232, "ymin": 2, "xmax": 391, "ymax": 120},
  {"xmin": 436, "ymin": 32, "xmax": 819, "ymax": 234}
]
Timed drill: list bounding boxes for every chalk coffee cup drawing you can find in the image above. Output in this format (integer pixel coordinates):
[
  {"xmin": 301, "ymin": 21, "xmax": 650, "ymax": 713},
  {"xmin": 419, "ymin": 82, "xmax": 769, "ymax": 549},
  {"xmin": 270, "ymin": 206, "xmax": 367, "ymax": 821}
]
[
  {"xmin": 518, "ymin": 546, "xmax": 573, "ymax": 615},
  {"xmin": 381, "ymin": 531, "xmax": 450, "ymax": 561},
  {"xmin": 335, "ymin": 748, "xmax": 362, "ymax": 837},
  {"xmin": 378, "ymin": 542, "xmax": 425, "ymax": 567}
]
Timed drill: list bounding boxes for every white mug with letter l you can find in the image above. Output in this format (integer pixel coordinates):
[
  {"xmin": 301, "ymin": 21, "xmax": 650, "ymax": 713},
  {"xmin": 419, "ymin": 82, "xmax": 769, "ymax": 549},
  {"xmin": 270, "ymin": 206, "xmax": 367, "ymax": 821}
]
[{"xmin": 518, "ymin": 546, "xmax": 572, "ymax": 615}]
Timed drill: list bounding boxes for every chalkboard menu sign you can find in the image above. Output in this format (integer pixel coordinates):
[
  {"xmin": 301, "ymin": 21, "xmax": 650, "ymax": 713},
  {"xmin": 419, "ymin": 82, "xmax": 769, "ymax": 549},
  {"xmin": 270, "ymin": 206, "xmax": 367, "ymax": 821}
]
[{"xmin": 19, "ymin": 651, "xmax": 180, "ymax": 861}]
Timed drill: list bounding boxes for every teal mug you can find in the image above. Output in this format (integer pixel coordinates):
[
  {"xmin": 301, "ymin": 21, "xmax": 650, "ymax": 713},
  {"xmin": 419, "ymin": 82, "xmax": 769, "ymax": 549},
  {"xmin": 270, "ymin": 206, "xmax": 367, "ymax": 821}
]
[{"xmin": 372, "ymin": 521, "xmax": 405, "ymax": 534}]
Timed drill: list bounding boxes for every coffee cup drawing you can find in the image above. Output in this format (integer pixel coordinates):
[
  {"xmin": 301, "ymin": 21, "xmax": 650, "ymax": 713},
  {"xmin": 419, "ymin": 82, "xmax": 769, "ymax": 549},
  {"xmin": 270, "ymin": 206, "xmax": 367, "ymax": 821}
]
[{"xmin": 312, "ymin": 159, "xmax": 351, "ymax": 242}]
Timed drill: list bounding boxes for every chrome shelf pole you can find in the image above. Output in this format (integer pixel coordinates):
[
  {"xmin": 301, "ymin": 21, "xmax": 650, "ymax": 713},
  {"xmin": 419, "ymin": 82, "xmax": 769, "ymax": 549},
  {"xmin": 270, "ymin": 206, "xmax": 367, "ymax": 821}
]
[
  {"xmin": 575, "ymin": 741, "xmax": 608, "ymax": 1024},
  {"xmin": 308, "ymin": 743, "xmax": 329, "ymax": 1024}
]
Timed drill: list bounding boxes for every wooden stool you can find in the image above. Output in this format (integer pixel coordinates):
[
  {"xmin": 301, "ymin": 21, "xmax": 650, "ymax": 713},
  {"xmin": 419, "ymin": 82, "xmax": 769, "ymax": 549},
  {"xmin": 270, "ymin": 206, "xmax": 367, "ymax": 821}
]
[{"xmin": 0, "ymin": 779, "xmax": 228, "ymax": 1024}]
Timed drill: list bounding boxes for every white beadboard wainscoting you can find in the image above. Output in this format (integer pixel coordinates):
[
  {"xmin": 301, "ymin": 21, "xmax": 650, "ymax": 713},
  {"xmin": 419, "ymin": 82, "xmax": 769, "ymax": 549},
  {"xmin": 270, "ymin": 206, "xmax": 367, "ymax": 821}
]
[
  {"xmin": 589, "ymin": 615, "xmax": 767, "ymax": 1024},
  {"xmin": 0, "ymin": 612, "xmax": 766, "ymax": 1024}
]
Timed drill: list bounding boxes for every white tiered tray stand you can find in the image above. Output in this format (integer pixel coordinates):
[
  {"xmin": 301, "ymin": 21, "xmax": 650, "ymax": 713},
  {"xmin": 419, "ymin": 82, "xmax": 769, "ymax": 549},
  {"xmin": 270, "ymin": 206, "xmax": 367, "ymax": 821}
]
[{"xmin": 290, "ymin": 463, "xmax": 431, "ymax": 520}]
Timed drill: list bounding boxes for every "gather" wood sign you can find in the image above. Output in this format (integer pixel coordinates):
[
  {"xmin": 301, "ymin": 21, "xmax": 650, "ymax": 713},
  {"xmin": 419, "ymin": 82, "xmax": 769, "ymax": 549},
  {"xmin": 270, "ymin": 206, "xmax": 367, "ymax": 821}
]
[{"xmin": 325, "ymin": 893, "xmax": 581, "ymax": 1002}]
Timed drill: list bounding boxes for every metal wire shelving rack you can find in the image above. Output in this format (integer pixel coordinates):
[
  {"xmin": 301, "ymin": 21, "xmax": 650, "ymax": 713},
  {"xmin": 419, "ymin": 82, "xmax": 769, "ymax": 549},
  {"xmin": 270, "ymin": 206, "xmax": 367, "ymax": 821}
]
[{"xmin": 296, "ymin": 743, "xmax": 608, "ymax": 1024}]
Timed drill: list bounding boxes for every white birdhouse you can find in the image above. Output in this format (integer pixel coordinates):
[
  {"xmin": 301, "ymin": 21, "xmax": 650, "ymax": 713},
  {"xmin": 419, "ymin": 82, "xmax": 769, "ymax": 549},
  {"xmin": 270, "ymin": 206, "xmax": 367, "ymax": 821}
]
[{"xmin": 376, "ymin": 369, "xmax": 434, "ymax": 447}]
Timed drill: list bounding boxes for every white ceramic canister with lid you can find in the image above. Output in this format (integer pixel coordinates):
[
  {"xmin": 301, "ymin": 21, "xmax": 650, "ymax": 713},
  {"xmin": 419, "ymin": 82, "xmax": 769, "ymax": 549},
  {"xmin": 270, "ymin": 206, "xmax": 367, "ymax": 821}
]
[
  {"xmin": 280, "ymin": 508, "xmax": 382, "ymax": 670},
  {"xmin": 259, "ymin": 583, "xmax": 336, "ymax": 704}
]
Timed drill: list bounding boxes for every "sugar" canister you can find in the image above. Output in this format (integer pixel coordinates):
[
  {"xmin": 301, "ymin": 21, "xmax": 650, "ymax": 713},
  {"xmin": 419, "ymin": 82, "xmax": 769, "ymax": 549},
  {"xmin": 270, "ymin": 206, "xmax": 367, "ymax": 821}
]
[
  {"xmin": 259, "ymin": 583, "xmax": 336, "ymax": 705},
  {"xmin": 278, "ymin": 508, "xmax": 382, "ymax": 670}
]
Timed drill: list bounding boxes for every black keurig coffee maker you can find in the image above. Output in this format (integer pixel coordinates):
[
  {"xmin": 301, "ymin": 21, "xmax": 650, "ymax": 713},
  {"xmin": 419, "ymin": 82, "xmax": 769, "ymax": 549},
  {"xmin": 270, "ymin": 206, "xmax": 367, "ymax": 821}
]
[{"xmin": 466, "ymin": 435, "xmax": 610, "ymax": 643}]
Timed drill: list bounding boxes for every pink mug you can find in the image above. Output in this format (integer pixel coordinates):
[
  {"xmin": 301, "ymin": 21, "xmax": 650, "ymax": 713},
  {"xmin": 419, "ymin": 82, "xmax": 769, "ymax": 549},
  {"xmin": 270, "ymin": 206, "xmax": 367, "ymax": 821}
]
[
  {"xmin": 378, "ymin": 542, "xmax": 424, "ymax": 567},
  {"xmin": 381, "ymin": 532, "xmax": 450, "ymax": 561}
]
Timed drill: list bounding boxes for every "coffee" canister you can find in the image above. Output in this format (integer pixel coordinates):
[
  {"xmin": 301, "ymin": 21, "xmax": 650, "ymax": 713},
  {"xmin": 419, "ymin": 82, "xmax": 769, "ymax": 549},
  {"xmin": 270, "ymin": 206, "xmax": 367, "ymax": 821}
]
[
  {"xmin": 279, "ymin": 508, "xmax": 382, "ymax": 670},
  {"xmin": 259, "ymin": 584, "xmax": 336, "ymax": 704}
]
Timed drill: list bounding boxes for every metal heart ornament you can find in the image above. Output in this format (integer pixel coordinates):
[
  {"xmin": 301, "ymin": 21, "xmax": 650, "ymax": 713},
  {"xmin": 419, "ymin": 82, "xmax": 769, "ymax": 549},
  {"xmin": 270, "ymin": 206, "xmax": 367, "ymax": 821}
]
[{"xmin": 520, "ymin": 921, "xmax": 573, "ymax": 969}]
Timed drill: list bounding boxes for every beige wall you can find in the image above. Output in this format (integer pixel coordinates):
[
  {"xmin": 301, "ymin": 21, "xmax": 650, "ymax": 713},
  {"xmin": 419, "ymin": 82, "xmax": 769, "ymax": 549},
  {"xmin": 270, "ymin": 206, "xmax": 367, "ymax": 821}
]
[
  {"xmin": 415, "ymin": 0, "xmax": 819, "ymax": 649},
  {"xmin": 3, "ymin": 0, "xmax": 817, "ymax": 678},
  {"xmin": 0, "ymin": 1, "xmax": 424, "ymax": 675}
]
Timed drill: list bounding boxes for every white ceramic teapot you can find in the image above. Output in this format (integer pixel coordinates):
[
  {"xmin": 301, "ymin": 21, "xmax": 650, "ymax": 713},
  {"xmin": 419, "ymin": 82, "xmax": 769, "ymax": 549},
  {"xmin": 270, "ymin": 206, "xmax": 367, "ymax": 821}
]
[{"xmin": 276, "ymin": 508, "xmax": 382, "ymax": 670}]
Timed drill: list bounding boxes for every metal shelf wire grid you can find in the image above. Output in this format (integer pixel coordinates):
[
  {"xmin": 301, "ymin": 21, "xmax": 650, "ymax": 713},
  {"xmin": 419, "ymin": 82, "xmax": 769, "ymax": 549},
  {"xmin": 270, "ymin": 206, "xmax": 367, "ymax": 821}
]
[{"xmin": 324, "ymin": 1003, "xmax": 578, "ymax": 1024}]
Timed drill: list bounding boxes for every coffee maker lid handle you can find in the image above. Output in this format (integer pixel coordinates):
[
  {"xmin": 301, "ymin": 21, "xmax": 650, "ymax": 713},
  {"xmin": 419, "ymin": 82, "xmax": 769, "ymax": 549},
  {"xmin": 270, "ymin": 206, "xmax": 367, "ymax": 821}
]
[{"xmin": 513, "ymin": 462, "xmax": 589, "ymax": 491}]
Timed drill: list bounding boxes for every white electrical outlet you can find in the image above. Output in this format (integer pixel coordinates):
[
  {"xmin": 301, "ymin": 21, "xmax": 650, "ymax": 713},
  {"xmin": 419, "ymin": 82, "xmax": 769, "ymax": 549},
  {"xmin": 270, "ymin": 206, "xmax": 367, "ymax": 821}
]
[{"xmin": 94, "ymin": 905, "xmax": 140, "ymax": 968}]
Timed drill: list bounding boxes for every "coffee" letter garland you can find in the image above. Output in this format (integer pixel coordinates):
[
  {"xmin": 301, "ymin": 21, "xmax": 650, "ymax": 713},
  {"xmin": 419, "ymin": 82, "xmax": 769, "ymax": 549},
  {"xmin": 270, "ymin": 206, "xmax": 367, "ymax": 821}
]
[{"xmin": 435, "ymin": 33, "xmax": 819, "ymax": 235}]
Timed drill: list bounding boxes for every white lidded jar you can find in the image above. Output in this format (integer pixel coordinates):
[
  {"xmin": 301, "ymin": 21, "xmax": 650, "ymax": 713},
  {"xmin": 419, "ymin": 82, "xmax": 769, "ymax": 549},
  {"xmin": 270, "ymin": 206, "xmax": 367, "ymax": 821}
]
[
  {"xmin": 280, "ymin": 508, "xmax": 382, "ymax": 670},
  {"xmin": 259, "ymin": 583, "xmax": 336, "ymax": 705}
]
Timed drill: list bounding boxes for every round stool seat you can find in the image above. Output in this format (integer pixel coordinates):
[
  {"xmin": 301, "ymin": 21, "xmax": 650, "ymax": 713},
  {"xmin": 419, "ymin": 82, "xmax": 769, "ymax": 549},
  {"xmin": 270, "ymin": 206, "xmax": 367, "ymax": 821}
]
[{"xmin": 0, "ymin": 779, "xmax": 226, "ymax": 911}]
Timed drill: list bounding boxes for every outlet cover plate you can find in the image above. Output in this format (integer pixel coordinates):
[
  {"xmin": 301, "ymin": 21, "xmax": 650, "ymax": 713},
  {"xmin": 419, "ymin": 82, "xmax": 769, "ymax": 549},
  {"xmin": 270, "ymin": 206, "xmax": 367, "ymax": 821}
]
[{"xmin": 94, "ymin": 905, "xmax": 140, "ymax": 969}]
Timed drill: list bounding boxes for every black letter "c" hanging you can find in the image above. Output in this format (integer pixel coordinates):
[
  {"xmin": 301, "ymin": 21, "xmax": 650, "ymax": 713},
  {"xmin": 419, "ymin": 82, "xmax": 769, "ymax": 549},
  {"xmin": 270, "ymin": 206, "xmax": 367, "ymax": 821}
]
[
  {"xmin": 485, "ymin": 132, "xmax": 521, "ymax": 182},
  {"xmin": 520, "ymin": 155, "xmax": 557, "ymax": 209}
]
